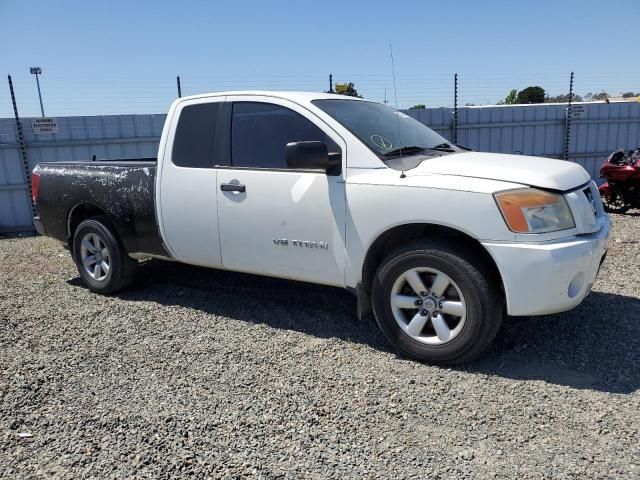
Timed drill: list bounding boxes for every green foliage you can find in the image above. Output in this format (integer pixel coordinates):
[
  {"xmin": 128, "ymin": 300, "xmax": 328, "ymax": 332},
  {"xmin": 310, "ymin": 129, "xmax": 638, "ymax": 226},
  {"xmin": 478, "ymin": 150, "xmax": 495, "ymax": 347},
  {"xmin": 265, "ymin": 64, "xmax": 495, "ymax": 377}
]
[
  {"xmin": 409, "ymin": 104, "xmax": 426, "ymax": 109},
  {"xmin": 585, "ymin": 91, "xmax": 609, "ymax": 101},
  {"xmin": 545, "ymin": 93, "xmax": 583, "ymax": 103},
  {"xmin": 504, "ymin": 89, "xmax": 518, "ymax": 105},
  {"xmin": 515, "ymin": 86, "xmax": 546, "ymax": 104},
  {"xmin": 334, "ymin": 82, "xmax": 362, "ymax": 98}
]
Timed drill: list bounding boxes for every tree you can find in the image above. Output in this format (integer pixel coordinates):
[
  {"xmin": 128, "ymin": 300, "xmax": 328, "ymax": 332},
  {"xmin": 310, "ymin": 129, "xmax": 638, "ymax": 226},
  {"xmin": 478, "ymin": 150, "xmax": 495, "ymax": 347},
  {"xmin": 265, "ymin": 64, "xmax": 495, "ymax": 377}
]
[
  {"xmin": 409, "ymin": 104, "xmax": 426, "ymax": 109},
  {"xmin": 504, "ymin": 89, "xmax": 518, "ymax": 105},
  {"xmin": 334, "ymin": 82, "xmax": 362, "ymax": 98},
  {"xmin": 545, "ymin": 93, "xmax": 583, "ymax": 103},
  {"xmin": 515, "ymin": 86, "xmax": 546, "ymax": 104},
  {"xmin": 586, "ymin": 91, "xmax": 609, "ymax": 101},
  {"xmin": 622, "ymin": 92, "xmax": 637, "ymax": 98}
]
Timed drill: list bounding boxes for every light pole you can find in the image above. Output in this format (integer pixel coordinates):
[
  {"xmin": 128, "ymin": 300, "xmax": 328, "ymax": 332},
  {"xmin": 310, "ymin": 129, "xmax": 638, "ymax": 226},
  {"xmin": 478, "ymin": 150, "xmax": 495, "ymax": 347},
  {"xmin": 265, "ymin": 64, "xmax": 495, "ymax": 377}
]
[{"xmin": 29, "ymin": 67, "xmax": 45, "ymax": 117}]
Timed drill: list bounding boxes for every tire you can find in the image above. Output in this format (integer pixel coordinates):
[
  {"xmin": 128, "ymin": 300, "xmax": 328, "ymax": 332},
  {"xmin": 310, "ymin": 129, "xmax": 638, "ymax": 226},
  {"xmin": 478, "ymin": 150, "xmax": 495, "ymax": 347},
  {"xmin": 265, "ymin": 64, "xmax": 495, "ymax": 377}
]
[
  {"xmin": 602, "ymin": 190, "xmax": 630, "ymax": 214},
  {"xmin": 72, "ymin": 216, "xmax": 137, "ymax": 294},
  {"xmin": 371, "ymin": 239, "xmax": 503, "ymax": 365}
]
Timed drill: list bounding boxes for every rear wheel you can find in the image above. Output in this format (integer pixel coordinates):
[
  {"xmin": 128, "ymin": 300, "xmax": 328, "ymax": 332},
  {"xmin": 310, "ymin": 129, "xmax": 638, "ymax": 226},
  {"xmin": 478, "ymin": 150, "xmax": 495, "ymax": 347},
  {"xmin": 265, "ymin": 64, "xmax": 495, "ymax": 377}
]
[
  {"xmin": 371, "ymin": 239, "xmax": 503, "ymax": 365},
  {"xmin": 72, "ymin": 216, "xmax": 137, "ymax": 294}
]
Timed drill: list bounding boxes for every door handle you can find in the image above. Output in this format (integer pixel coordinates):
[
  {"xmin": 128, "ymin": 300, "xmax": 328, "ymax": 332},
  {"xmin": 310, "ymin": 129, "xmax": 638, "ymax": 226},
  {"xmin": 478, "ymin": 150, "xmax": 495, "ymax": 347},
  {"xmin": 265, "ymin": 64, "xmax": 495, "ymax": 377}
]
[{"xmin": 220, "ymin": 183, "xmax": 246, "ymax": 193}]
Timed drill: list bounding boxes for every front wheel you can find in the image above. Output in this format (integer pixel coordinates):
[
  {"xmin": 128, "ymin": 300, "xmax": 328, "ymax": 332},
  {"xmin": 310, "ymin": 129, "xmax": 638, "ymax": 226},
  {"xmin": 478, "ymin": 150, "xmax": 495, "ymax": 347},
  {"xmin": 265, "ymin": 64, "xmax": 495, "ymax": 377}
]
[
  {"xmin": 72, "ymin": 216, "xmax": 137, "ymax": 294},
  {"xmin": 372, "ymin": 240, "xmax": 503, "ymax": 365}
]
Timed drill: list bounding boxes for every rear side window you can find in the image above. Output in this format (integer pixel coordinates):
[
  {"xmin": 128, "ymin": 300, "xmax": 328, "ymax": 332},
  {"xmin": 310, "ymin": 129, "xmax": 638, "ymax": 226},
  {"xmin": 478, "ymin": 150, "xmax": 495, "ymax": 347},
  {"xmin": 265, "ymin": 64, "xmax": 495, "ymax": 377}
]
[
  {"xmin": 172, "ymin": 103, "xmax": 220, "ymax": 168},
  {"xmin": 231, "ymin": 102, "xmax": 338, "ymax": 169}
]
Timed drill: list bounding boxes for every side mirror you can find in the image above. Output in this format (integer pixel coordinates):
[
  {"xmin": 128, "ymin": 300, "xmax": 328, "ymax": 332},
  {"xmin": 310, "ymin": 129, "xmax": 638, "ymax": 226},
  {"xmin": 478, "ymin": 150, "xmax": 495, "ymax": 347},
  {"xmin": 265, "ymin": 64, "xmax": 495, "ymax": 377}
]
[{"xmin": 286, "ymin": 141, "xmax": 341, "ymax": 174}]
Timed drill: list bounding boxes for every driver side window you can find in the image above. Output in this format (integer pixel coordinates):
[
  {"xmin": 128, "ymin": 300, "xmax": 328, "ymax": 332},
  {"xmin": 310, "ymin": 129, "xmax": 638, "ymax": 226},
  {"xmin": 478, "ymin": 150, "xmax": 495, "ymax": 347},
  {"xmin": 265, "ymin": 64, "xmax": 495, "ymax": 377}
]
[{"xmin": 231, "ymin": 102, "xmax": 339, "ymax": 169}]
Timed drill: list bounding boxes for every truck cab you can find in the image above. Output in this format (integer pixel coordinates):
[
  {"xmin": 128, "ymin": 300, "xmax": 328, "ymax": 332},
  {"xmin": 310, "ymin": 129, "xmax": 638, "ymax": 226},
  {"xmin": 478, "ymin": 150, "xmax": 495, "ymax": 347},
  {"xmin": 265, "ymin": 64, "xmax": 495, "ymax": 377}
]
[{"xmin": 156, "ymin": 93, "xmax": 349, "ymax": 286}]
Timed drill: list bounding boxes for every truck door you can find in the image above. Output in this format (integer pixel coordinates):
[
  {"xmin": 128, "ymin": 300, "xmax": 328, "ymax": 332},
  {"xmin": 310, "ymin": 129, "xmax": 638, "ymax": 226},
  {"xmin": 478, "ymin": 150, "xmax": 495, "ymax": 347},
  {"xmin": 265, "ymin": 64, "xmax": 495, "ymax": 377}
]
[
  {"xmin": 157, "ymin": 96, "xmax": 226, "ymax": 267},
  {"xmin": 217, "ymin": 96, "xmax": 347, "ymax": 287}
]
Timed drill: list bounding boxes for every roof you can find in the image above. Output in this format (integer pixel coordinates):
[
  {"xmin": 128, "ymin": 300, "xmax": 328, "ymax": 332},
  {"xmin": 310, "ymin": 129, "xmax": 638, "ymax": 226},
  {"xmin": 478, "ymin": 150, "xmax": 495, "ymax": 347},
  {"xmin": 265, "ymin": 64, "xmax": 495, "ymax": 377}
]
[{"xmin": 178, "ymin": 90, "xmax": 365, "ymax": 104}]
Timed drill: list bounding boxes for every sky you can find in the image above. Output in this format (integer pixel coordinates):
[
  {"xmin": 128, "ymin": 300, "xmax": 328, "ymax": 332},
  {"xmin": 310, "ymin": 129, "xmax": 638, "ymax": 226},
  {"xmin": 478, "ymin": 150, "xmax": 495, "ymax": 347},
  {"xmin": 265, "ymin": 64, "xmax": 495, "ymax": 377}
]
[{"xmin": 1, "ymin": 0, "xmax": 639, "ymax": 117}]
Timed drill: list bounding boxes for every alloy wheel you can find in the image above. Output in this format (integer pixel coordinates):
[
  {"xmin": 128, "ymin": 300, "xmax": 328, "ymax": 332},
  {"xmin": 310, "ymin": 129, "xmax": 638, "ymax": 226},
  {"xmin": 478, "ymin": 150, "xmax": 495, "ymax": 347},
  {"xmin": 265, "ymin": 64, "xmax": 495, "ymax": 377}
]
[
  {"xmin": 390, "ymin": 267, "xmax": 466, "ymax": 345},
  {"xmin": 79, "ymin": 232, "xmax": 111, "ymax": 281}
]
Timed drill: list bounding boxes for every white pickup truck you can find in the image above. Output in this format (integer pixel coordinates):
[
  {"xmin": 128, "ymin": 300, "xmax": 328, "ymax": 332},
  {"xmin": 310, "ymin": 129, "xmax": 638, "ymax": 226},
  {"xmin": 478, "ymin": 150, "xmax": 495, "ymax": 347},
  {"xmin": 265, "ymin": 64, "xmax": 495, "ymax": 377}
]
[{"xmin": 32, "ymin": 91, "xmax": 610, "ymax": 364}]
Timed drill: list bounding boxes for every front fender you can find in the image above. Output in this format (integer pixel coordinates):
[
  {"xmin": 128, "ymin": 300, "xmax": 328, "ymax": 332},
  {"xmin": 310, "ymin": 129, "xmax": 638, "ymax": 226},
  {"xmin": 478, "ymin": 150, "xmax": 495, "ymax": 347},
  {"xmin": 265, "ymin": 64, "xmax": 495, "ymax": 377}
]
[{"xmin": 344, "ymin": 182, "xmax": 516, "ymax": 287}]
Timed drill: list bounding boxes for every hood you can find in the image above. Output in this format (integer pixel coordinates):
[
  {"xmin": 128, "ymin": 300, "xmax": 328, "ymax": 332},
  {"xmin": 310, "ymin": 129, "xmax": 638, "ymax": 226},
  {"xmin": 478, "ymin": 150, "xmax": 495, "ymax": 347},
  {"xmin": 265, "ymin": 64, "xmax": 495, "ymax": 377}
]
[{"xmin": 408, "ymin": 151, "xmax": 591, "ymax": 191}]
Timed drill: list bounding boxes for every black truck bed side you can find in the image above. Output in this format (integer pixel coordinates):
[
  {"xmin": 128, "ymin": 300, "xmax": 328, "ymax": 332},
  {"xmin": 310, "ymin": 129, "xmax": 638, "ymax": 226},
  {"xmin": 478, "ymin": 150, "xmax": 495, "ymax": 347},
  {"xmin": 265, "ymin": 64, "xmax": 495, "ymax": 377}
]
[{"xmin": 35, "ymin": 160, "xmax": 169, "ymax": 257}]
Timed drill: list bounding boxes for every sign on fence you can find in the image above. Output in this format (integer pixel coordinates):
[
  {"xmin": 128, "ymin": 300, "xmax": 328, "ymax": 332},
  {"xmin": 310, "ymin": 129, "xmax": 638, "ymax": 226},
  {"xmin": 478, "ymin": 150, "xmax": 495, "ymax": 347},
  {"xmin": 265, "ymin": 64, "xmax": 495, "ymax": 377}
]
[
  {"xmin": 31, "ymin": 117, "xmax": 58, "ymax": 134},
  {"xmin": 570, "ymin": 105, "xmax": 586, "ymax": 119}
]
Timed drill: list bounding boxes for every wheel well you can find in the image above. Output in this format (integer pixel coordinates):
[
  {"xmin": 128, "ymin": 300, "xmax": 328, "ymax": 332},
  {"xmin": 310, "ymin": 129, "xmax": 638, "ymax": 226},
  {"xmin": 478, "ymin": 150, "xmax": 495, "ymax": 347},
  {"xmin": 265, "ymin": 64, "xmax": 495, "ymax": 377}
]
[
  {"xmin": 67, "ymin": 203, "xmax": 110, "ymax": 247},
  {"xmin": 361, "ymin": 223, "xmax": 504, "ymax": 297}
]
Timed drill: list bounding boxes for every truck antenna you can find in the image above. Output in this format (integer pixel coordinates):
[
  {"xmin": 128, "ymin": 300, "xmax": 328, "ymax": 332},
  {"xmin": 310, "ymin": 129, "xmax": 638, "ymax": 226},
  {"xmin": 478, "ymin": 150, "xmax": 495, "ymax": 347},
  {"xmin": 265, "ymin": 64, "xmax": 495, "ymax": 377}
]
[{"xmin": 389, "ymin": 43, "xmax": 406, "ymax": 179}]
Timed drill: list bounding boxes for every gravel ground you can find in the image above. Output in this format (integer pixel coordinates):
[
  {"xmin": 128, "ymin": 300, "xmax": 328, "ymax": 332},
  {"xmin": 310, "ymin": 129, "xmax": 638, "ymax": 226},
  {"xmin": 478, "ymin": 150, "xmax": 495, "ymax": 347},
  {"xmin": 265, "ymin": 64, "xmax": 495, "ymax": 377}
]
[{"xmin": 1, "ymin": 213, "xmax": 639, "ymax": 479}]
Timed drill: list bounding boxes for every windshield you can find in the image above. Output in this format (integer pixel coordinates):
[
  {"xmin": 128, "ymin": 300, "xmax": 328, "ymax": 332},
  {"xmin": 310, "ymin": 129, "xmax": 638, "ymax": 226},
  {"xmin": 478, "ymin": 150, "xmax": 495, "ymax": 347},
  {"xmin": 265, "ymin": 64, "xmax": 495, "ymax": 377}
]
[{"xmin": 312, "ymin": 99, "xmax": 458, "ymax": 161}]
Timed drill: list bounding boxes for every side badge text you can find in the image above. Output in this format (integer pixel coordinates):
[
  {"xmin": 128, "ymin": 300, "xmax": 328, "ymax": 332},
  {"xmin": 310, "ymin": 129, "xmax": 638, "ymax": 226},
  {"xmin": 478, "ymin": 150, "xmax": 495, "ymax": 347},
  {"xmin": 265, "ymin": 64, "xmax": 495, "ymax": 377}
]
[{"xmin": 273, "ymin": 238, "xmax": 329, "ymax": 250}]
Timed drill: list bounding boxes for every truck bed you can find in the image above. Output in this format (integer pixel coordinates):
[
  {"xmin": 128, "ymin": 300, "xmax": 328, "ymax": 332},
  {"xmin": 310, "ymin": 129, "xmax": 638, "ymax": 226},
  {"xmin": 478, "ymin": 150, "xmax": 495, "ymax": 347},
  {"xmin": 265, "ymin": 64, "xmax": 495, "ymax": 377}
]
[{"xmin": 34, "ymin": 159, "xmax": 168, "ymax": 257}]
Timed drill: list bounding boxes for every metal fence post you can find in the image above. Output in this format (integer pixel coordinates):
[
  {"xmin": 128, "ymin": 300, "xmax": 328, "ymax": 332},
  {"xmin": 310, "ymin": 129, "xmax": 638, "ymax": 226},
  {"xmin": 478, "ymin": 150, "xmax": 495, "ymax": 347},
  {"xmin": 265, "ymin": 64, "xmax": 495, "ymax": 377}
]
[
  {"xmin": 453, "ymin": 73, "xmax": 458, "ymax": 144},
  {"xmin": 7, "ymin": 75, "xmax": 36, "ymax": 218},
  {"xmin": 176, "ymin": 75, "xmax": 182, "ymax": 98},
  {"xmin": 564, "ymin": 71, "xmax": 574, "ymax": 160}
]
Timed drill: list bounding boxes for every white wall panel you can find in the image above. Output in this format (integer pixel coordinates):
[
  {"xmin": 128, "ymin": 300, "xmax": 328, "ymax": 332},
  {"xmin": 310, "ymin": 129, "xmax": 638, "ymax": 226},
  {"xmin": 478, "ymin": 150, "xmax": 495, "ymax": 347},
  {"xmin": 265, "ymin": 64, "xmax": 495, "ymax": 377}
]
[{"xmin": 0, "ymin": 103, "xmax": 638, "ymax": 231}]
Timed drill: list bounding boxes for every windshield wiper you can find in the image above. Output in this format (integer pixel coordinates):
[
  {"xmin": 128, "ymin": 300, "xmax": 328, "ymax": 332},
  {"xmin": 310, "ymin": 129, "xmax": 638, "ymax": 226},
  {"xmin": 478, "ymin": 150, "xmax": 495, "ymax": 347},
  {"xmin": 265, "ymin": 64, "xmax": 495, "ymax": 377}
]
[
  {"xmin": 427, "ymin": 142, "xmax": 456, "ymax": 152},
  {"xmin": 381, "ymin": 145, "xmax": 427, "ymax": 157}
]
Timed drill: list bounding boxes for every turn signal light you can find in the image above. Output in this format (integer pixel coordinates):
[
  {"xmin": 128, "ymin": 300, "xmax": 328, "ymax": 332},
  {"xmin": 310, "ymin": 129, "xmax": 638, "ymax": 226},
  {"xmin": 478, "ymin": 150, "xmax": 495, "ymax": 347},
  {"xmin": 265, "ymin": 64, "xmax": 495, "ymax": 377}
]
[{"xmin": 494, "ymin": 188, "xmax": 575, "ymax": 233}]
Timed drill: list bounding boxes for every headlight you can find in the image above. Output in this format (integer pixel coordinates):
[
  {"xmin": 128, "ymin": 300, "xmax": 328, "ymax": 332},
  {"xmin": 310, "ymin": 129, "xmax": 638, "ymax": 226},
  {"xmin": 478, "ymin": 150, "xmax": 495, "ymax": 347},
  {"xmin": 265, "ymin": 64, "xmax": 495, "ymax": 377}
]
[{"xmin": 494, "ymin": 188, "xmax": 575, "ymax": 233}]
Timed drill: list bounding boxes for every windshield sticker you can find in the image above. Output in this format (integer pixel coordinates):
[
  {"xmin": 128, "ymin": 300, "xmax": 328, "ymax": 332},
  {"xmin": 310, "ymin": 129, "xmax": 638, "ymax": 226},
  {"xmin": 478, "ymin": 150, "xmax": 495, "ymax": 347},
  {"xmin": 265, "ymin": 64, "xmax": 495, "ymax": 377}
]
[{"xmin": 371, "ymin": 135, "xmax": 393, "ymax": 150}]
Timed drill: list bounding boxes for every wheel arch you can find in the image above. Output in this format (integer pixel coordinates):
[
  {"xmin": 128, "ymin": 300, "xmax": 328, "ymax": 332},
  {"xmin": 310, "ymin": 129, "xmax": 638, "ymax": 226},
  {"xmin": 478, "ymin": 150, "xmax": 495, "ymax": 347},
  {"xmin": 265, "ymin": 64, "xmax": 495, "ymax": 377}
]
[
  {"xmin": 67, "ymin": 202, "xmax": 120, "ymax": 249},
  {"xmin": 361, "ymin": 222, "xmax": 505, "ymax": 299}
]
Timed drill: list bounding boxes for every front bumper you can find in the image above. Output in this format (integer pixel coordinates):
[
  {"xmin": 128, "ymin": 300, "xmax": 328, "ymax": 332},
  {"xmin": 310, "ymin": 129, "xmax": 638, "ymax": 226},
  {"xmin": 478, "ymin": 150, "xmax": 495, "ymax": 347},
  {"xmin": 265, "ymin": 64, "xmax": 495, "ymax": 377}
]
[{"xmin": 482, "ymin": 215, "xmax": 610, "ymax": 316}]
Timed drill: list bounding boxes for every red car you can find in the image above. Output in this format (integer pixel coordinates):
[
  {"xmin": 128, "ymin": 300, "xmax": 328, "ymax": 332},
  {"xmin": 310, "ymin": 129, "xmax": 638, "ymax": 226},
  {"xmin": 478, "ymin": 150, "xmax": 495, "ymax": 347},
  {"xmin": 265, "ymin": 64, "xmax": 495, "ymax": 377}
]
[{"xmin": 599, "ymin": 148, "xmax": 640, "ymax": 213}]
